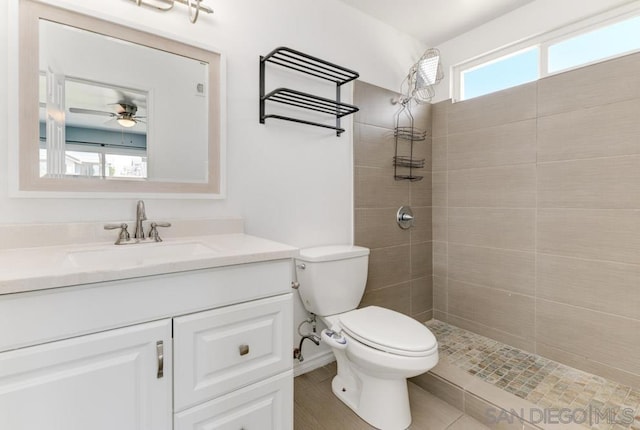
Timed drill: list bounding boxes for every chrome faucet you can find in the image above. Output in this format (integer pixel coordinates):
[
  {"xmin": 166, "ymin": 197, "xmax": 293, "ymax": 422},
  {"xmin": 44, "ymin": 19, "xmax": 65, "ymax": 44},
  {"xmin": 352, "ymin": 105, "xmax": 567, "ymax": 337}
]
[
  {"xmin": 134, "ymin": 200, "xmax": 147, "ymax": 239},
  {"xmin": 104, "ymin": 200, "xmax": 171, "ymax": 245}
]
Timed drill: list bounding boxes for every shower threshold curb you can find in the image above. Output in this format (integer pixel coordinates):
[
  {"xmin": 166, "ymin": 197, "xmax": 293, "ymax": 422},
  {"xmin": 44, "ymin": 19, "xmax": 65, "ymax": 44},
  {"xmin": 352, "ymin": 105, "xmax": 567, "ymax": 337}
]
[{"xmin": 412, "ymin": 360, "xmax": 585, "ymax": 430}]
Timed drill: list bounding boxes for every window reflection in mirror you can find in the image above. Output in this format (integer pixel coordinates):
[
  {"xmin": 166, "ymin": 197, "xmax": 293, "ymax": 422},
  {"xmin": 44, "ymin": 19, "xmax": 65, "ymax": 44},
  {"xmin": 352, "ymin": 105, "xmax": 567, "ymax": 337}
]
[{"xmin": 39, "ymin": 76, "xmax": 149, "ymax": 179}]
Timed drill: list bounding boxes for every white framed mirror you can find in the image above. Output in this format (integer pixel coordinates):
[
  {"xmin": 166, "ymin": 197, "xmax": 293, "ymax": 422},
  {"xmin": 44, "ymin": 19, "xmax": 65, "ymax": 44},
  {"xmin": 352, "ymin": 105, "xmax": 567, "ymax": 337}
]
[{"xmin": 15, "ymin": 0, "xmax": 223, "ymax": 197}]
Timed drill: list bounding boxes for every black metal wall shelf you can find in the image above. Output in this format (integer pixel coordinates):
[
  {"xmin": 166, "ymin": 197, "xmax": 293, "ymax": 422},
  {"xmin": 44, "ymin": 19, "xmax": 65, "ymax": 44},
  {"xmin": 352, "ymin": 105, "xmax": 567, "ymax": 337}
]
[{"xmin": 260, "ymin": 47, "xmax": 359, "ymax": 136}]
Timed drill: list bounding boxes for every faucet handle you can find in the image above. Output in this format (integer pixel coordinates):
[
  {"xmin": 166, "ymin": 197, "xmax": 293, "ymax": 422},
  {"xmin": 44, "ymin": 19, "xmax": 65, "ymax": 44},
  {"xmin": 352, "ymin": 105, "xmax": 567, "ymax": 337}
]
[
  {"xmin": 148, "ymin": 222, "xmax": 171, "ymax": 242},
  {"xmin": 104, "ymin": 223, "xmax": 130, "ymax": 245}
]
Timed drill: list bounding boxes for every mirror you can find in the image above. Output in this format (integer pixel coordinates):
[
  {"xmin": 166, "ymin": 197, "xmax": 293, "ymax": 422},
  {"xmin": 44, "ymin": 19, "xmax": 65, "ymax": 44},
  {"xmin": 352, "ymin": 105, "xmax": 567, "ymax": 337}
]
[{"xmin": 19, "ymin": 0, "xmax": 222, "ymax": 196}]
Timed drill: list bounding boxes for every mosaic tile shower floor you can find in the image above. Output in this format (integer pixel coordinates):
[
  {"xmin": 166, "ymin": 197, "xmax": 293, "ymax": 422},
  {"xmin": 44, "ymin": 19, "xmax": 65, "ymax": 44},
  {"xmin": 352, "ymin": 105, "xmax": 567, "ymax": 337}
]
[{"xmin": 425, "ymin": 320, "xmax": 640, "ymax": 430}]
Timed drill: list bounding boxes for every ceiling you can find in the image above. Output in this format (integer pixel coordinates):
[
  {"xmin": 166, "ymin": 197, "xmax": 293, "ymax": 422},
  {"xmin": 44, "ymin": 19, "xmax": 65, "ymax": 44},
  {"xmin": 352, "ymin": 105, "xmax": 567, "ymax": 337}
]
[{"xmin": 338, "ymin": 0, "xmax": 537, "ymax": 46}]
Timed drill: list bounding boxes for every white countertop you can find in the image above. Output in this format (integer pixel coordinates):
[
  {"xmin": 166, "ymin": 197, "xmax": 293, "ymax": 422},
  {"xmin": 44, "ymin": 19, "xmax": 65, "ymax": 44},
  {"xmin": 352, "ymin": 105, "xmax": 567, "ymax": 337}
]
[{"xmin": 0, "ymin": 233, "xmax": 297, "ymax": 295}]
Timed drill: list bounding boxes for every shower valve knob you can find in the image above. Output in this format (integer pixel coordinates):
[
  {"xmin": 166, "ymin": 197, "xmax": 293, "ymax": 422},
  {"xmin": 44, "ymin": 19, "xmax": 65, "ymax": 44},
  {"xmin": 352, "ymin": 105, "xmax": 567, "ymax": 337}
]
[{"xmin": 397, "ymin": 206, "xmax": 414, "ymax": 229}]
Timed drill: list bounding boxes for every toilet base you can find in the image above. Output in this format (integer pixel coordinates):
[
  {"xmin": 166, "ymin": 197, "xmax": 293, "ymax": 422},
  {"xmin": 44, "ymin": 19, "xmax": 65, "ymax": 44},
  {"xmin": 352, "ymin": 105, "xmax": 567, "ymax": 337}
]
[
  {"xmin": 331, "ymin": 370, "xmax": 411, "ymax": 430},
  {"xmin": 319, "ymin": 313, "xmax": 437, "ymax": 430}
]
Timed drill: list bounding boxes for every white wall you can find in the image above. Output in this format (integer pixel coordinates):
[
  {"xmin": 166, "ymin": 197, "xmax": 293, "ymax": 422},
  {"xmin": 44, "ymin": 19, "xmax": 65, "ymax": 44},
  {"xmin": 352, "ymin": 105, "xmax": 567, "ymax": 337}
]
[
  {"xmin": 433, "ymin": 0, "xmax": 635, "ymax": 102},
  {"xmin": 1, "ymin": 0, "xmax": 425, "ymax": 369},
  {"xmin": 1, "ymin": 0, "xmax": 423, "ymax": 235}
]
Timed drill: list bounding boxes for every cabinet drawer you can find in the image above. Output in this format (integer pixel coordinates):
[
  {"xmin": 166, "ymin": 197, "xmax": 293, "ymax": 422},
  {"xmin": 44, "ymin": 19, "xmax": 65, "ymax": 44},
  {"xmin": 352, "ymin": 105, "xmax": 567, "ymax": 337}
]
[
  {"xmin": 0, "ymin": 259, "xmax": 291, "ymax": 354},
  {"xmin": 174, "ymin": 370, "xmax": 293, "ymax": 430},
  {"xmin": 174, "ymin": 293, "xmax": 292, "ymax": 411}
]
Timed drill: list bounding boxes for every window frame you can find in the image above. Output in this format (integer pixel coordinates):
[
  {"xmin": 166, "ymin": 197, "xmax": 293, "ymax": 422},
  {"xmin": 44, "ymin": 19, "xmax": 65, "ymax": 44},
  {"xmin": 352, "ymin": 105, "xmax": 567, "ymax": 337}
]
[{"xmin": 452, "ymin": 4, "xmax": 640, "ymax": 102}]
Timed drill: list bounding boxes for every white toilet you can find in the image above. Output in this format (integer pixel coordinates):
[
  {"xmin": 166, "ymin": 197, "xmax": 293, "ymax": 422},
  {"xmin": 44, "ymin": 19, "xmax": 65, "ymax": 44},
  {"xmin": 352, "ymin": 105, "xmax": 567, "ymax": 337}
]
[{"xmin": 295, "ymin": 245, "xmax": 439, "ymax": 430}]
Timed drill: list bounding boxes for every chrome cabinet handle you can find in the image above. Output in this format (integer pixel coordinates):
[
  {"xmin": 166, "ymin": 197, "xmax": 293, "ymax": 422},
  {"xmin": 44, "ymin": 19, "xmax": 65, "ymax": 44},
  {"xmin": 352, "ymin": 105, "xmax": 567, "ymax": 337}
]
[
  {"xmin": 156, "ymin": 341, "xmax": 164, "ymax": 379},
  {"xmin": 239, "ymin": 344, "xmax": 250, "ymax": 356}
]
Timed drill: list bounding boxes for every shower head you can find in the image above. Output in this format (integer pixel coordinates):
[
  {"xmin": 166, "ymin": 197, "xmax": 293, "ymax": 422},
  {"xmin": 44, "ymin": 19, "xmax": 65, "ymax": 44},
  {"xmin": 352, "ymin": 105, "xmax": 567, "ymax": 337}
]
[{"xmin": 397, "ymin": 48, "xmax": 444, "ymax": 105}]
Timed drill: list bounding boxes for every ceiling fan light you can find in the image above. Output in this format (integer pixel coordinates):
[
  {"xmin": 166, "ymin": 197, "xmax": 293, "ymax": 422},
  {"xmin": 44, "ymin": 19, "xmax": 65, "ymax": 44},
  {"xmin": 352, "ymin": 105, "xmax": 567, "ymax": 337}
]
[{"xmin": 117, "ymin": 117, "xmax": 136, "ymax": 128}]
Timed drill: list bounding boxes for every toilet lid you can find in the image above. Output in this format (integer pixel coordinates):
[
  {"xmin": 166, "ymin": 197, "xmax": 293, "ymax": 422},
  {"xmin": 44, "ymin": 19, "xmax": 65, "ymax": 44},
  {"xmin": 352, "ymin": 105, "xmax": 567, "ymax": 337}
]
[
  {"xmin": 298, "ymin": 245, "xmax": 369, "ymax": 262},
  {"xmin": 338, "ymin": 306, "xmax": 438, "ymax": 357}
]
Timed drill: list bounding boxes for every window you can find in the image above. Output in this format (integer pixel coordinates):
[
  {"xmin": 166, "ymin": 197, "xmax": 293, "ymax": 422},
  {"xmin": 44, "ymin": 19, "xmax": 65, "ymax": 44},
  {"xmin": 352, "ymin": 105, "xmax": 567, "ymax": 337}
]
[
  {"xmin": 39, "ymin": 145, "xmax": 147, "ymax": 179},
  {"xmin": 548, "ymin": 15, "xmax": 640, "ymax": 73},
  {"xmin": 65, "ymin": 150, "xmax": 101, "ymax": 177},
  {"xmin": 454, "ymin": 8, "xmax": 640, "ymax": 101},
  {"xmin": 105, "ymin": 154, "xmax": 147, "ymax": 179},
  {"xmin": 461, "ymin": 47, "xmax": 539, "ymax": 100}
]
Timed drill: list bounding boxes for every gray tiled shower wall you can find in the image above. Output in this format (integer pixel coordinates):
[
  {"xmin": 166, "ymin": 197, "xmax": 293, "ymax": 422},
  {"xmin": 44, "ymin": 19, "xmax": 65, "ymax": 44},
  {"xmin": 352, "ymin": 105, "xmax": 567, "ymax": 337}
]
[
  {"xmin": 353, "ymin": 81, "xmax": 433, "ymax": 322},
  {"xmin": 432, "ymin": 51, "xmax": 640, "ymax": 388}
]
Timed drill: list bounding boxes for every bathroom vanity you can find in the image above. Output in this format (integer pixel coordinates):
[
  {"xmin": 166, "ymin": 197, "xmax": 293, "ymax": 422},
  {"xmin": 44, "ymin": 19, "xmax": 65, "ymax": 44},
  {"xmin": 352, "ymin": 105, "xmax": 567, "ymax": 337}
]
[{"xmin": 0, "ymin": 230, "xmax": 296, "ymax": 430}]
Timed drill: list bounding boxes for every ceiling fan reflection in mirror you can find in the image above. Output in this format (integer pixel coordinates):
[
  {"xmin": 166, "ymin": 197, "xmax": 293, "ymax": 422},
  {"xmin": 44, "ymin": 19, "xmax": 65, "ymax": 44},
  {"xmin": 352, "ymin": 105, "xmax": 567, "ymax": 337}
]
[
  {"xmin": 64, "ymin": 79, "xmax": 148, "ymax": 131},
  {"xmin": 69, "ymin": 102, "xmax": 146, "ymax": 128}
]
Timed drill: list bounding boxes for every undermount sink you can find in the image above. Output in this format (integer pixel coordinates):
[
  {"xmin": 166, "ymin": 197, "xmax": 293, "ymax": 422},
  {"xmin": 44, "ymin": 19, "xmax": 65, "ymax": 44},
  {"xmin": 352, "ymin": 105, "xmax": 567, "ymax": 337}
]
[{"xmin": 65, "ymin": 241, "xmax": 219, "ymax": 268}]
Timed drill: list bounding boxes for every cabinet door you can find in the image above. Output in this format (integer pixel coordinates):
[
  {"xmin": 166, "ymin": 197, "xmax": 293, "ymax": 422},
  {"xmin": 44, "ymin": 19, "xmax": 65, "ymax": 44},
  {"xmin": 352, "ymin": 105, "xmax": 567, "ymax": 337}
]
[
  {"xmin": 174, "ymin": 293, "xmax": 293, "ymax": 411},
  {"xmin": 0, "ymin": 319, "xmax": 172, "ymax": 430},
  {"xmin": 174, "ymin": 370, "xmax": 293, "ymax": 430}
]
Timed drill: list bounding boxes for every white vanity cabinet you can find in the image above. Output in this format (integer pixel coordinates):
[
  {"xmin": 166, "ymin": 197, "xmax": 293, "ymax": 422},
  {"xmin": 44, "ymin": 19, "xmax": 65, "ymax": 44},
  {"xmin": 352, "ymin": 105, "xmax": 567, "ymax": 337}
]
[
  {"xmin": 174, "ymin": 294, "xmax": 292, "ymax": 411},
  {"xmin": 0, "ymin": 319, "xmax": 173, "ymax": 430},
  {"xmin": 0, "ymin": 258, "xmax": 294, "ymax": 430},
  {"xmin": 174, "ymin": 371, "xmax": 292, "ymax": 430},
  {"xmin": 173, "ymin": 294, "xmax": 293, "ymax": 430}
]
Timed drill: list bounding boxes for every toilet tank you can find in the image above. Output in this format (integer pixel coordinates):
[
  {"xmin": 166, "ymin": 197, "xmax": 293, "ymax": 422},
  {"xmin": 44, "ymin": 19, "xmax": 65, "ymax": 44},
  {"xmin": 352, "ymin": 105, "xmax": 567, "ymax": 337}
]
[{"xmin": 295, "ymin": 245, "xmax": 369, "ymax": 316}]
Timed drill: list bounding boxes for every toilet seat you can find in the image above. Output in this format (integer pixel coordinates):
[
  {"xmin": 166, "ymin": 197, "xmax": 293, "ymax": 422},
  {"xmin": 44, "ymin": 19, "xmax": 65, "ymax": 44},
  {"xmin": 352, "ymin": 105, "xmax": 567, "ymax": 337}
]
[{"xmin": 338, "ymin": 306, "xmax": 437, "ymax": 357}]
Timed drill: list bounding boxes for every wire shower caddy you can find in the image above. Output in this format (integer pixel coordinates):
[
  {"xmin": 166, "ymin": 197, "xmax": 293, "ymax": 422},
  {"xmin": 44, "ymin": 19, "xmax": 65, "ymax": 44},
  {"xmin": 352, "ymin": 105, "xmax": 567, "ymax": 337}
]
[{"xmin": 393, "ymin": 101, "xmax": 427, "ymax": 181}]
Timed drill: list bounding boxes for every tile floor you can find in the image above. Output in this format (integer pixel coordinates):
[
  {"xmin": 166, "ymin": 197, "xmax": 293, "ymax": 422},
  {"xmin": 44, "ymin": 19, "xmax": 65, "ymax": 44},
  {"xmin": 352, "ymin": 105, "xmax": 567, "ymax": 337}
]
[
  {"xmin": 426, "ymin": 320, "xmax": 640, "ymax": 430},
  {"xmin": 294, "ymin": 361, "xmax": 491, "ymax": 430}
]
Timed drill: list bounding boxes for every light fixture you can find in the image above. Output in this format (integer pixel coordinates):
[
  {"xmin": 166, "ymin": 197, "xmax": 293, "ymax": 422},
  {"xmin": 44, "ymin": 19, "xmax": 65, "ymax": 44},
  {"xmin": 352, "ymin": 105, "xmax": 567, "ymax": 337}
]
[
  {"xmin": 117, "ymin": 115, "xmax": 137, "ymax": 128},
  {"xmin": 130, "ymin": 0, "xmax": 213, "ymax": 24}
]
